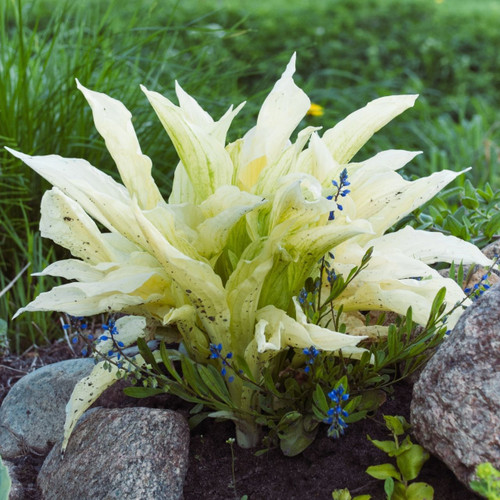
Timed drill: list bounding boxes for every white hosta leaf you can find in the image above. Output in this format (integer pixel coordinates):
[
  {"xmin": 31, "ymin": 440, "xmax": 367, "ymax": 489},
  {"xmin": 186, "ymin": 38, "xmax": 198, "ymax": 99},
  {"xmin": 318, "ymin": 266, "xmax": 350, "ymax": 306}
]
[
  {"xmin": 255, "ymin": 304, "xmax": 366, "ymax": 357},
  {"xmin": 6, "ymin": 148, "xmax": 150, "ymax": 250},
  {"xmin": 141, "ymin": 85, "xmax": 234, "ymax": 202},
  {"xmin": 62, "ymin": 350, "xmax": 161, "ymax": 452},
  {"xmin": 333, "ymin": 242, "xmax": 442, "ymax": 282},
  {"xmin": 76, "ymin": 80, "xmax": 163, "ymax": 210},
  {"xmin": 351, "ymin": 169, "xmax": 464, "ymax": 239},
  {"xmin": 40, "ymin": 188, "xmax": 115, "ymax": 264},
  {"xmin": 33, "ymin": 259, "xmax": 114, "ymax": 281},
  {"xmin": 14, "ymin": 264, "xmax": 169, "ymax": 318},
  {"xmin": 368, "ymin": 226, "xmax": 491, "ymax": 267},
  {"xmin": 336, "ymin": 276, "xmax": 467, "ymax": 327},
  {"xmin": 348, "ymin": 150, "xmax": 422, "ymax": 177},
  {"xmin": 193, "ymin": 186, "xmax": 267, "ymax": 259},
  {"xmin": 226, "ymin": 246, "xmax": 275, "ymax": 352},
  {"xmin": 175, "ymin": 81, "xmax": 245, "ymax": 144},
  {"xmin": 237, "ymin": 53, "xmax": 311, "ymax": 190},
  {"xmin": 254, "ymin": 126, "xmax": 321, "ymax": 195},
  {"xmin": 133, "ymin": 201, "xmax": 231, "ymax": 348},
  {"xmin": 322, "ymin": 94, "xmax": 418, "ymax": 164}
]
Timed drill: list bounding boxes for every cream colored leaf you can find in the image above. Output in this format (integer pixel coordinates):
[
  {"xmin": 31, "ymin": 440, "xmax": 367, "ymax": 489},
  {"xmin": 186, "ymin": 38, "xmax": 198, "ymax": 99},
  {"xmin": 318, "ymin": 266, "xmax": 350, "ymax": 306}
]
[
  {"xmin": 368, "ymin": 226, "xmax": 492, "ymax": 267},
  {"xmin": 76, "ymin": 80, "xmax": 163, "ymax": 210},
  {"xmin": 141, "ymin": 85, "xmax": 234, "ymax": 202},
  {"xmin": 322, "ymin": 94, "xmax": 418, "ymax": 164},
  {"xmin": 132, "ymin": 200, "xmax": 231, "ymax": 348},
  {"xmin": 40, "ymin": 188, "xmax": 115, "ymax": 264},
  {"xmin": 237, "ymin": 53, "xmax": 311, "ymax": 190},
  {"xmin": 6, "ymin": 148, "xmax": 149, "ymax": 250},
  {"xmin": 62, "ymin": 350, "xmax": 162, "ymax": 452}
]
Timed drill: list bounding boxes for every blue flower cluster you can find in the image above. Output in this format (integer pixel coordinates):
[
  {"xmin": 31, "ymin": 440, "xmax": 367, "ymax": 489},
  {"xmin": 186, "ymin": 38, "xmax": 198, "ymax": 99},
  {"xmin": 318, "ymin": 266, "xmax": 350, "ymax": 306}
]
[
  {"xmin": 464, "ymin": 274, "xmax": 491, "ymax": 300},
  {"xmin": 99, "ymin": 319, "xmax": 125, "ymax": 358},
  {"xmin": 209, "ymin": 343, "xmax": 235, "ymax": 382},
  {"xmin": 325, "ymin": 385, "xmax": 349, "ymax": 438},
  {"xmin": 303, "ymin": 345, "xmax": 320, "ymax": 373},
  {"xmin": 327, "ymin": 168, "xmax": 351, "ymax": 221},
  {"xmin": 62, "ymin": 316, "xmax": 92, "ymax": 355}
]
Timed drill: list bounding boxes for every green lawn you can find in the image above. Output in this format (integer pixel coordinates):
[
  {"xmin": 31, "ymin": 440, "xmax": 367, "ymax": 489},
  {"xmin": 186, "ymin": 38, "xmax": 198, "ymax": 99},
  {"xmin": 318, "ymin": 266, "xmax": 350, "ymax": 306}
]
[{"xmin": 1, "ymin": 0, "xmax": 500, "ymax": 351}]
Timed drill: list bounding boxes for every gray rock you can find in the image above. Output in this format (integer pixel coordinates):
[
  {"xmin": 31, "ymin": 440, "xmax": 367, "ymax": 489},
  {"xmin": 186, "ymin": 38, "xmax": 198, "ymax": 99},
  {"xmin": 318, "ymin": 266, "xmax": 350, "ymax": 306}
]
[
  {"xmin": 38, "ymin": 407, "xmax": 189, "ymax": 500},
  {"xmin": 411, "ymin": 281, "xmax": 500, "ymax": 487},
  {"xmin": 0, "ymin": 358, "xmax": 94, "ymax": 458},
  {"xmin": 3, "ymin": 460, "xmax": 24, "ymax": 500}
]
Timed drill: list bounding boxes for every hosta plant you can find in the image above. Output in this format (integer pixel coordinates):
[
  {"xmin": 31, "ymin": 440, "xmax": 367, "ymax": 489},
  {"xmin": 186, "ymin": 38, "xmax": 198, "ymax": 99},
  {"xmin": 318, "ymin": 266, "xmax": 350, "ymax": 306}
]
[{"xmin": 8, "ymin": 54, "xmax": 492, "ymax": 455}]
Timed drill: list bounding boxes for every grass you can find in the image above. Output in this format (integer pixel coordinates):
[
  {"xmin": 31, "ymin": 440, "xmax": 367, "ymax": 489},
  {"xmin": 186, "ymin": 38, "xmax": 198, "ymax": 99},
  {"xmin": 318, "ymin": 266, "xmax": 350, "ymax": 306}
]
[{"xmin": 1, "ymin": 0, "xmax": 500, "ymax": 352}]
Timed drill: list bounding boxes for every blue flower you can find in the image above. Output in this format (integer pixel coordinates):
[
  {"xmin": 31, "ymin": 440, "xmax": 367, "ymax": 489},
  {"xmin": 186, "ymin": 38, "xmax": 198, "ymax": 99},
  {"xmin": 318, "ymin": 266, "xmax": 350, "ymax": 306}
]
[
  {"xmin": 209, "ymin": 343, "xmax": 223, "ymax": 359},
  {"xmin": 325, "ymin": 384, "xmax": 350, "ymax": 438}
]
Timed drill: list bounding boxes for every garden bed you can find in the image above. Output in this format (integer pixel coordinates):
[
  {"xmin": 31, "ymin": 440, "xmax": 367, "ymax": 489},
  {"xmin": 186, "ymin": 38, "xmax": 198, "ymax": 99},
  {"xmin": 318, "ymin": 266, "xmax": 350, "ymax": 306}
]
[{"xmin": 0, "ymin": 341, "xmax": 476, "ymax": 499}]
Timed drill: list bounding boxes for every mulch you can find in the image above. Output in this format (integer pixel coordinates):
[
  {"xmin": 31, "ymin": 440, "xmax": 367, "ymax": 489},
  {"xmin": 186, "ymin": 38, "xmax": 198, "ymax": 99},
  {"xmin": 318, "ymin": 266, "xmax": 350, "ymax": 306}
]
[{"xmin": 0, "ymin": 341, "xmax": 478, "ymax": 500}]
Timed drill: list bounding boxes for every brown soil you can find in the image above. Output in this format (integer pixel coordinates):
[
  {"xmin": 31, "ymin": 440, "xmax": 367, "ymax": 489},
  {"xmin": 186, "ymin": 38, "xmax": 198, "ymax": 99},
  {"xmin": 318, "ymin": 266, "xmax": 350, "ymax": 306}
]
[{"xmin": 0, "ymin": 341, "xmax": 478, "ymax": 500}]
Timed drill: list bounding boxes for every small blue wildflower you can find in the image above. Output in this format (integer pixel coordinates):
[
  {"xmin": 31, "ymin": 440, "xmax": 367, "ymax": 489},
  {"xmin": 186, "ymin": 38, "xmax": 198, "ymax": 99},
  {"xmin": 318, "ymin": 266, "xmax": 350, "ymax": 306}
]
[
  {"xmin": 80, "ymin": 323, "xmax": 87, "ymax": 330},
  {"xmin": 107, "ymin": 350, "xmax": 114, "ymax": 356},
  {"xmin": 325, "ymin": 384, "xmax": 350, "ymax": 439},
  {"xmin": 298, "ymin": 288, "xmax": 308, "ymax": 305},
  {"xmin": 63, "ymin": 324, "xmax": 70, "ymax": 330},
  {"xmin": 228, "ymin": 376, "xmax": 235, "ymax": 383},
  {"xmin": 71, "ymin": 336, "xmax": 78, "ymax": 344},
  {"xmin": 117, "ymin": 341, "xmax": 125, "ymax": 348},
  {"xmin": 336, "ymin": 204, "xmax": 343, "ymax": 211},
  {"xmin": 99, "ymin": 335, "xmax": 109, "ymax": 341},
  {"xmin": 464, "ymin": 287, "xmax": 471, "ymax": 294},
  {"xmin": 87, "ymin": 334, "xmax": 94, "ymax": 340},
  {"xmin": 303, "ymin": 345, "xmax": 320, "ymax": 373},
  {"xmin": 209, "ymin": 343, "xmax": 223, "ymax": 359},
  {"xmin": 221, "ymin": 367, "xmax": 227, "ymax": 376},
  {"xmin": 332, "ymin": 180, "xmax": 338, "ymax": 188},
  {"xmin": 81, "ymin": 348, "xmax": 88, "ymax": 356},
  {"xmin": 226, "ymin": 352, "xmax": 233, "ymax": 359}
]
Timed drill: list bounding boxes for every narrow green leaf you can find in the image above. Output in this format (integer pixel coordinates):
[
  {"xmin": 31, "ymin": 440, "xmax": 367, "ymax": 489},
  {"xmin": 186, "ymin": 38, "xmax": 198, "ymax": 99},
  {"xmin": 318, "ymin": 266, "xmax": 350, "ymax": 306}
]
[
  {"xmin": 136, "ymin": 338, "xmax": 161, "ymax": 372},
  {"xmin": 123, "ymin": 386, "xmax": 165, "ymax": 398}
]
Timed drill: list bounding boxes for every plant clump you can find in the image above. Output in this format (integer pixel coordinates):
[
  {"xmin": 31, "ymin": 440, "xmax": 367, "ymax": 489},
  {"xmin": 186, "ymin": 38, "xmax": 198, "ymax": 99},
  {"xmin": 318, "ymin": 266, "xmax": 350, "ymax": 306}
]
[{"xmin": 7, "ymin": 54, "xmax": 494, "ymax": 455}]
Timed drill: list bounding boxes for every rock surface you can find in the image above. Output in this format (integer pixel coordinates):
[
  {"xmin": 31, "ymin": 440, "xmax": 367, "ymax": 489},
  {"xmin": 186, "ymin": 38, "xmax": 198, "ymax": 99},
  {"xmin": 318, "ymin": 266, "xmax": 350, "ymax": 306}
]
[
  {"xmin": 0, "ymin": 358, "xmax": 94, "ymax": 459},
  {"xmin": 38, "ymin": 407, "xmax": 189, "ymax": 500},
  {"xmin": 411, "ymin": 281, "xmax": 500, "ymax": 487}
]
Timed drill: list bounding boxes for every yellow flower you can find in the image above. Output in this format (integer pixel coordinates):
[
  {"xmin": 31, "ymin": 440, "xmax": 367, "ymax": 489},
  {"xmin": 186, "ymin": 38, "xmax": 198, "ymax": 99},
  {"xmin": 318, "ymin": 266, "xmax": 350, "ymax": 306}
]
[{"xmin": 307, "ymin": 103, "xmax": 324, "ymax": 117}]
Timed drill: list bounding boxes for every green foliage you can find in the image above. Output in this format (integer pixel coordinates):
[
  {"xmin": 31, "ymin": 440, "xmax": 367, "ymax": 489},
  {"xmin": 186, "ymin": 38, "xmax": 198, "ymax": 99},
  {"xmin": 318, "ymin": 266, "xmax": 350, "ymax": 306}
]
[
  {"xmin": 333, "ymin": 416, "xmax": 434, "ymax": 500},
  {"xmin": 0, "ymin": 455, "xmax": 11, "ymax": 500},
  {"xmin": 365, "ymin": 416, "xmax": 433, "ymax": 500},
  {"xmin": 470, "ymin": 463, "xmax": 500, "ymax": 500},
  {"xmin": 400, "ymin": 181, "xmax": 500, "ymax": 248},
  {"xmin": 332, "ymin": 488, "xmax": 371, "ymax": 500}
]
